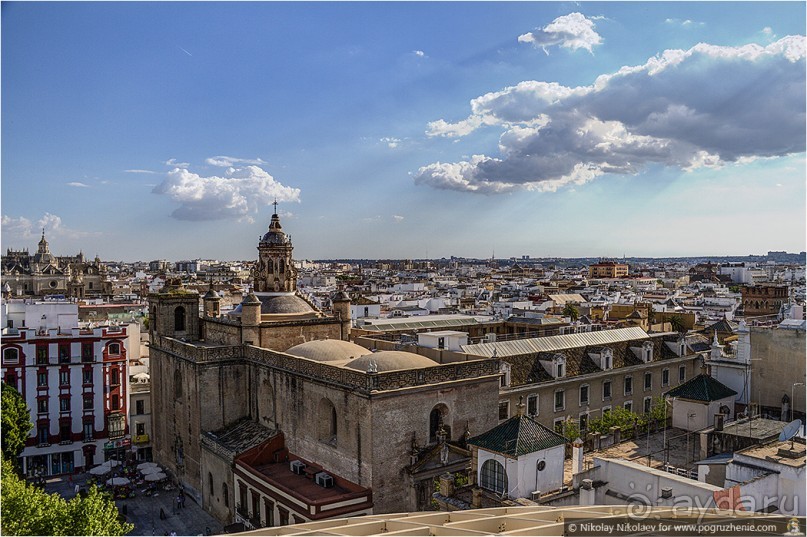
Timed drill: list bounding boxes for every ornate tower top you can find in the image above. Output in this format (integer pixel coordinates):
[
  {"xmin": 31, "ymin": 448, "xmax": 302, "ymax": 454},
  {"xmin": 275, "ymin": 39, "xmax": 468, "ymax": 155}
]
[{"xmin": 254, "ymin": 209, "xmax": 297, "ymax": 293}]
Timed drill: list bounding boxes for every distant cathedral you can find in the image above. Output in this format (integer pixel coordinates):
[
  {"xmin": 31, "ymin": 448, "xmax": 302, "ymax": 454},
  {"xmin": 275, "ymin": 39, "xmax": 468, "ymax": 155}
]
[
  {"xmin": 148, "ymin": 210, "xmax": 499, "ymax": 526},
  {"xmin": 2, "ymin": 231, "xmax": 111, "ymax": 298}
]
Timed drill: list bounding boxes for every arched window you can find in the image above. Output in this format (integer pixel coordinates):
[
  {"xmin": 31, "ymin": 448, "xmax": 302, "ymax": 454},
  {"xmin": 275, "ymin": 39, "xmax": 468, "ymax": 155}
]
[
  {"xmin": 480, "ymin": 459, "xmax": 508, "ymax": 495},
  {"xmin": 174, "ymin": 306, "xmax": 186, "ymax": 332},
  {"xmin": 223, "ymin": 482, "xmax": 229, "ymax": 507},
  {"xmin": 3, "ymin": 348, "xmax": 19, "ymax": 363},
  {"xmin": 174, "ymin": 368, "xmax": 183, "ymax": 399},
  {"xmin": 108, "ymin": 343, "xmax": 120, "ymax": 355},
  {"xmin": 318, "ymin": 398, "xmax": 337, "ymax": 445},
  {"xmin": 428, "ymin": 404, "xmax": 450, "ymax": 443}
]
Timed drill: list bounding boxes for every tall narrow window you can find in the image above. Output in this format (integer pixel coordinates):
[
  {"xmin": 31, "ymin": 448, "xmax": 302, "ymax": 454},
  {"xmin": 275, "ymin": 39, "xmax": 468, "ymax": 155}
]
[
  {"xmin": 174, "ymin": 369, "xmax": 183, "ymax": 399},
  {"xmin": 174, "ymin": 306, "xmax": 186, "ymax": 332},
  {"xmin": 527, "ymin": 394, "xmax": 538, "ymax": 416}
]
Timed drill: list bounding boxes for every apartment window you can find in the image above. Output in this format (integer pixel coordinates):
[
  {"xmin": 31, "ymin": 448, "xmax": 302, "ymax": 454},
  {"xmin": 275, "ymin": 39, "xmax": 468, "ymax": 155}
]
[
  {"xmin": 81, "ymin": 343, "xmax": 93, "ymax": 363},
  {"xmin": 662, "ymin": 368, "xmax": 670, "ymax": 387},
  {"xmin": 111, "ymin": 394, "xmax": 120, "ymax": 410},
  {"xmin": 59, "ymin": 370, "xmax": 70, "ymax": 386},
  {"xmin": 556, "ymin": 362, "xmax": 565, "ymax": 378},
  {"xmin": 554, "ymin": 418, "xmax": 565, "ymax": 434},
  {"xmin": 38, "ymin": 398, "xmax": 48, "ymax": 414},
  {"xmin": 679, "ymin": 365, "xmax": 686, "ymax": 383},
  {"xmin": 554, "ymin": 390, "xmax": 565, "ymax": 412},
  {"xmin": 136, "ymin": 400, "xmax": 145, "ymax": 415},
  {"xmin": 82, "ymin": 369, "xmax": 93, "ymax": 385},
  {"xmin": 644, "ymin": 372, "xmax": 652, "ymax": 391},
  {"xmin": 36, "ymin": 346, "xmax": 48, "ymax": 365},
  {"xmin": 58, "ymin": 345, "xmax": 70, "ymax": 364},
  {"xmin": 527, "ymin": 394, "xmax": 538, "ymax": 416},
  {"xmin": 498, "ymin": 401, "xmax": 510, "ymax": 420},
  {"xmin": 108, "ymin": 343, "xmax": 121, "ymax": 355},
  {"xmin": 83, "ymin": 394, "xmax": 93, "ymax": 410},
  {"xmin": 579, "ymin": 385, "xmax": 589, "ymax": 406},
  {"xmin": 624, "ymin": 376, "xmax": 633, "ymax": 396},
  {"xmin": 500, "ymin": 363, "xmax": 511, "ymax": 387},
  {"xmin": 136, "ymin": 422, "xmax": 145, "ymax": 436},
  {"xmin": 60, "ymin": 397, "xmax": 71, "ymax": 412},
  {"xmin": 5, "ymin": 373, "xmax": 17, "ymax": 390},
  {"xmin": 624, "ymin": 401, "xmax": 633, "ymax": 412},
  {"xmin": 110, "ymin": 369, "xmax": 120, "ymax": 386},
  {"xmin": 579, "ymin": 413, "xmax": 589, "ymax": 431},
  {"xmin": 83, "ymin": 421, "xmax": 93, "ymax": 442},
  {"xmin": 643, "ymin": 396, "xmax": 652, "ymax": 413},
  {"xmin": 602, "ymin": 406, "xmax": 612, "ymax": 416},
  {"xmin": 37, "ymin": 424, "xmax": 49, "ymax": 445},
  {"xmin": 603, "ymin": 380, "xmax": 612, "ymax": 400},
  {"xmin": 3, "ymin": 347, "xmax": 19, "ymax": 363},
  {"xmin": 37, "ymin": 372, "xmax": 48, "ymax": 387},
  {"xmin": 60, "ymin": 422, "xmax": 71, "ymax": 442}
]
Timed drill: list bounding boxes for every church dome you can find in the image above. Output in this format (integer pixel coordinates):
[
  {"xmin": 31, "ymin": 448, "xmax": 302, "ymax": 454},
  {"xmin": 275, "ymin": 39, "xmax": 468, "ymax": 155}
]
[
  {"xmin": 344, "ymin": 351, "xmax": 437, "ymax": 373},
  {"xmin": 286, "ymin": 340, "xmax": 373, "ymax": 363},
  {"xmin": 260, "ymin": 213, "xmax": 290, "ymax": 246}
]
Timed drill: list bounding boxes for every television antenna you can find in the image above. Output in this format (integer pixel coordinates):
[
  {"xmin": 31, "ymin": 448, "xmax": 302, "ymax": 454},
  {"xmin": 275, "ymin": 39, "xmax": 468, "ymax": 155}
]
[{"xmin": 778, "ymin": 419, "xmax": 803, "ymax": 449}]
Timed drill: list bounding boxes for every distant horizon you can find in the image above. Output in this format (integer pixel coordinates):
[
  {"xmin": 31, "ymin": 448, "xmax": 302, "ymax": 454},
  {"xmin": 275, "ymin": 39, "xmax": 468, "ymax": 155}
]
[{"xmin": 3, "ymin": 2, "xmax": 805, "ymax": 260}]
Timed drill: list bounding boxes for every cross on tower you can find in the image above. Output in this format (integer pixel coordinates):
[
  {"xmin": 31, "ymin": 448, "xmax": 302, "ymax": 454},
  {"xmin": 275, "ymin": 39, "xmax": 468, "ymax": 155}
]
[{"xmin": 272, "ymin": 198, "xmax": 278, "ymax": 214}]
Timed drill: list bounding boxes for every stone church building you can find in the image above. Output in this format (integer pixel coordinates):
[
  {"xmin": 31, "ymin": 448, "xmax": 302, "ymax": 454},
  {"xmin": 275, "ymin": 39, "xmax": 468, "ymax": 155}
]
[
  {"xmin": 149, "ymin": 212, "xmax": 500, "ymax": 526},
  {"xmin": 2, "ymin": 231, "xmax": 112, "ymax": 299}
]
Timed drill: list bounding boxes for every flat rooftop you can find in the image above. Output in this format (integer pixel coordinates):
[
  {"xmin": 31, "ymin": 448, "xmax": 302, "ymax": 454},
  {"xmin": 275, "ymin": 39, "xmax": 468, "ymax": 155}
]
[
  {"xmin": 719, "ymin": 418, "xmax": 786, "ymax": 440},
  {"xmin": 737, "ymin": 440, "xmax": 806, "ymax": 468}
]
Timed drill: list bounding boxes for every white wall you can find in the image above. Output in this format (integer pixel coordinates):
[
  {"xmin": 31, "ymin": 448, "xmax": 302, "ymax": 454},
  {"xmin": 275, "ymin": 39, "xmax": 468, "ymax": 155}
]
[
  {"xmin": 671, "ymin": 397, "xmax": 734, "ymax": 431},
  {"xmin": 477, "ymin": 445, "xmax": 565, "ymax": 499}
]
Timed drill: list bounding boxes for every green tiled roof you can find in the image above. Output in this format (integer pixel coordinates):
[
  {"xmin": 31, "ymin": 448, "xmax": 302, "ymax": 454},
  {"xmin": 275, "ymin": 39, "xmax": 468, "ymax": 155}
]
[
  {"xmin": 665, "ymin": 374, "xmax": 737, "ymax": 402},
  {"xmin": 468, "ymin": 415, "xmax": 566, "ymax": 458}
]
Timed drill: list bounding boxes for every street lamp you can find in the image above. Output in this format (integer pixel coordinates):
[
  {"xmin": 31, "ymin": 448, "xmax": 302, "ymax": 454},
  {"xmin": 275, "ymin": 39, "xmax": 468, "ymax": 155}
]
[{"xmin": 792, "ymin": 383, "xmax": 805, "ymax": 421}]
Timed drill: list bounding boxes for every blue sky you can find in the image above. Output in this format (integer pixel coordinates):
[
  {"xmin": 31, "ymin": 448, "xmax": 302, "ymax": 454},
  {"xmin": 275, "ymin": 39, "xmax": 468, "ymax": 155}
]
[{"xmin": 2, "ymin": 2, "xmax": 805, "ymax": 261}]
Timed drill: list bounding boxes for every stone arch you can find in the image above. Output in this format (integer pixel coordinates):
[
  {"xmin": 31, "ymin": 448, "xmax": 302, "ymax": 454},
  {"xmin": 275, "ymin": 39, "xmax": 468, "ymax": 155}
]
[
  {"xmin": 428, "ymin": 403, "xmax": 451, "ymax": 443},
  {"xmin": 318, "ymin": 398, "xmax": 337, "ymax": 445}
]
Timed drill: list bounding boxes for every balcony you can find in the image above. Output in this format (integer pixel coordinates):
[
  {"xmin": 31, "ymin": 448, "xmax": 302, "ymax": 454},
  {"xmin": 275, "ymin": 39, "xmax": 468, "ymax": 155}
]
[{"xmin": 133, "ymin": 434, "xmax": 150, "ymax": 444}]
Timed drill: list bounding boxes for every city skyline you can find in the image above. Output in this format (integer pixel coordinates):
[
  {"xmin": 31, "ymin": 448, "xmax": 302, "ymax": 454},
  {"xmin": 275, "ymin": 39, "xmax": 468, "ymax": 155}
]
[{"xmin": 2, "ymin": 2, "xmax": 805, "ymax": 261}]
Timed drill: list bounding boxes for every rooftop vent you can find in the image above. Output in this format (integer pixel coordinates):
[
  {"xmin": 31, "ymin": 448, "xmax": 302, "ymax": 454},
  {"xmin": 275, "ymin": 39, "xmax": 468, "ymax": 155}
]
[
  {"xmin": 315, "ymin": 472, "xmax": 334, "ymax": 488},
  {"xmin": 290, "ymin": 460, "xmax": 306, "ymax": 475}
]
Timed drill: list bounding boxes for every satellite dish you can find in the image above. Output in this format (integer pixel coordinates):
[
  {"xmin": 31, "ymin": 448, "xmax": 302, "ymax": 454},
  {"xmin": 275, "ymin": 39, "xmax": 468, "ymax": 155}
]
[{"xmin": 779, "ymin": 419, "xmax": 803, "ymax": 443}]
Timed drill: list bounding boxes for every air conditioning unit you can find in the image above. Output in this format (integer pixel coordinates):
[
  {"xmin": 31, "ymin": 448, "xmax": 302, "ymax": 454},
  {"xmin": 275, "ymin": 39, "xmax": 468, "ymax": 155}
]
[
  {"xmin": 315, "ymin": 472, "xmax": 334, "ymax": 488},
  {"xmin": 290, "ymin": 460, "xmax": 306, "ymax": 475},
  {"xmin": 530, "ymin": 490, "xmax": 542, "ymax": 501}
]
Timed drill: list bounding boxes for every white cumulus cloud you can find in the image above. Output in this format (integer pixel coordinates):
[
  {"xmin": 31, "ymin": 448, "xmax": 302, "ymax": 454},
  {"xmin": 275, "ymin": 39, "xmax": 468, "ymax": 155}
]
[
  {"xmin": 380, "ymin": 137, "xmax": 402, "ymax": 148},
  {"xmin": 392, "ymin": 215, "xmax": 405, "ymax": 222},
  {"xmin": 66, "ymin": 182, "xmax": 90, "ymax": 188},
  {"xmin": 415, "ymin": 36, "xmax": 806, "ymax": 194},
  {"xmin": 2, "ymin": 213, "xmax": 99, "ymax": 241},
  {"xmin": 153, "ymin": 165, "xmax": 301, "ymax": 221},
  {"xmin": 518, "ymin": 12, "xmax": 603, "ymax": 54}
]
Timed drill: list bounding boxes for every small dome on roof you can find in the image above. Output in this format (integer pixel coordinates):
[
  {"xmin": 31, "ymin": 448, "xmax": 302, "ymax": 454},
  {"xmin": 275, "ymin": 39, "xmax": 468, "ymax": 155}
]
[
  {"xmin": 286, "ymin": 340, "xmax": 373, "ymax": 363},
  {"xmin": 344, "ymin": 351, "xmax": 437, "ymax": 373},
  {"xmin": 242, "ymin": 292, "xmax": 262, "ymax": 305},
  {"xmin": 260, "ymin": 213, "xmax": 290, "ymax": 246}
]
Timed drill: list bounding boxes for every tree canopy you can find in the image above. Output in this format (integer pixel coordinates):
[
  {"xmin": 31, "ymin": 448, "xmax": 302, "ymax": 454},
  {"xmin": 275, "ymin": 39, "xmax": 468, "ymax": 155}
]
[
  {"xmin": 562, "ymin": 303, "xmax": 580, "ymax": 322},
  {"xmin": 0, "ymin": 459, "xmax": 133, "ymax": 536},
  {"xmin": 1, "ymin": 382, "xmax": 33, "ymax": 466}
]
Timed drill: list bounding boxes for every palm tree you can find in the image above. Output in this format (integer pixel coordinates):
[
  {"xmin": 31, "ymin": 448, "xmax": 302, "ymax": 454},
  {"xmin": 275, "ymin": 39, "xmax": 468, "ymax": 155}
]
[
  {"xmin": 562, "ymin": 303, "xmax": 580, "ymax": 322},
  {"xmin": 668, "ymin": 314, "xmax": 685, "ymax": 333}
]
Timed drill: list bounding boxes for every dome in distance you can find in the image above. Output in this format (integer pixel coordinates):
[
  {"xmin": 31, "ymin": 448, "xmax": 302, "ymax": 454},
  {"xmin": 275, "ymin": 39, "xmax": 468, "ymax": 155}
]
[
  {"xmin": 286, "ymin": 340, "xmax": 373, "ymax": 363},
  {"xmin": 345, "ymin": 351, "xmax": 437, "ymax": 373}
]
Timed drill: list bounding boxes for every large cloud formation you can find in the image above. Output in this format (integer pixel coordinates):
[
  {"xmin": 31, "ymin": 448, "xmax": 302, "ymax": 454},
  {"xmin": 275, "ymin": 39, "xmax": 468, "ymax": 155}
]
[
  {"xmin": 416, "ymin": 36, "xmax": 806, "ymax": 194},
  {"xmin": 153, "ymin": 165, "xmax": 301, "ymax": 221}
]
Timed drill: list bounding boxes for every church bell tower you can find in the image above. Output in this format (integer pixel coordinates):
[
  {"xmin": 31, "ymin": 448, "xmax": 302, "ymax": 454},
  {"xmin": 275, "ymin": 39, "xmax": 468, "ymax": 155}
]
[{"xmin": 254, "ymin": 203, "xmax": 297, "ymax": 293}]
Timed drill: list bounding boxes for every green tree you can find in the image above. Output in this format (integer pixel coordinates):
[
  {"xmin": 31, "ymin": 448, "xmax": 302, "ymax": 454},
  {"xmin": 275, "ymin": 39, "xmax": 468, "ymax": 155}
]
[
  {"xmin": 0, "ymin": 459, "xmax": 133, "ymax": 536},
  {"xmin": 1, "ymin": 382, "xmax": 33, "ymax": 467},
  {"xmin": 562, "ymin": 303, "xmax": 580, "ymax": 322},
  {"xmin": 668, "ymin": 314, "xmax": 686, "ymax": 333},
  {"xmin": 559, "ymin": 417, "xmax": 581, "ymax": 442}
]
